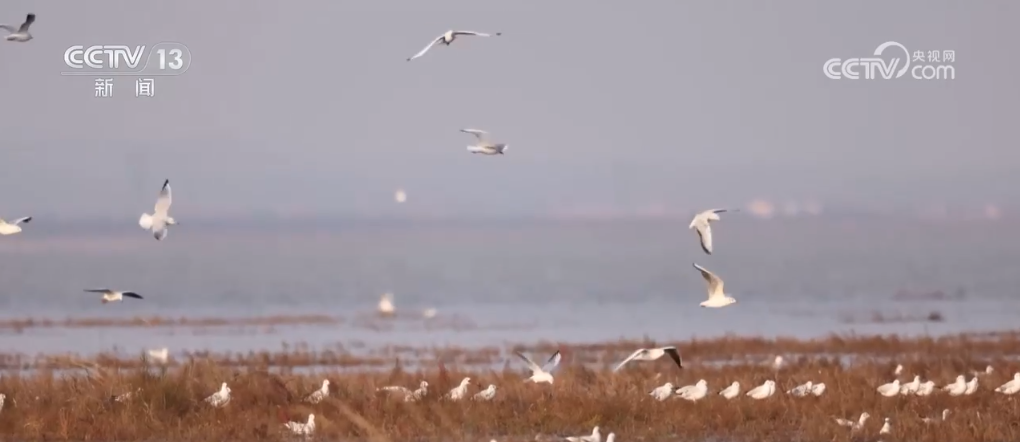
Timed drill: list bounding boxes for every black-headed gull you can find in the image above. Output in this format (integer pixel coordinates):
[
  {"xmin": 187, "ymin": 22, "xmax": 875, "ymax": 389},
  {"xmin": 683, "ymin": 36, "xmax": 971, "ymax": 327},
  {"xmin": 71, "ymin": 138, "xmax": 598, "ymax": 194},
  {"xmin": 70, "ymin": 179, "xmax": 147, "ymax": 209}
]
[
  {"xmin": 914, "ymin": 380, "xmax": 934, "ymax": 396},
  {"xmin": 204, "ymin": 382, "xmax": 231, "ymax": 407},
  {"xmin": 612, "ymin": 346, "xmax": 683, "ymax": 372},
  {"xmin": 473, "ymin": 384, "xmax": 496, "ymax": 401},
  {"xmin": 899, "ymin": 375, "xmax": 921, "ymax": 395},
  {"xmin": 0, "ymin": 13, "xmax": 35, "ymax": 42},
  {"xmin": 963, "ymin": 376, "xmax": 978, "ymax": 395},
  {"xmin": 565, "ymin": 426, "xmax": 600, "ymax": 442},
  {"xmin": 406, "ymin": 30, "xmax": 501, "ymax": 61},
  {"xmin": 995, "ymin": 373, "xmax": 1020, "ymax": 395},
  {"xmin": 879, "ymin": 417, "xmax": 891, "ymax": 435},
  {"xmin": 746, "ymin": 380, "xmax": 775, "ymax": 399},
  {"xmin": 675, "ymin": 379, "xmax": 708, "ymax": 401},
  {"xmin": 283, "ymin": 413, "xmax": 315, "ymax": 437},
  {"xmin": 942, "ymin": 375, "xmax": 966, "ymax": 396},
  {"xmin": 693, "ymin": 263, "xmax": 736, "ymax": 308},
  {"xmin": 787, "ymin": 381, "xmax": 813, "ymax": 397},
  {"xmin": 718, "ymin": 381, "xmax": 740, "ymax": 399},
  {"xmin": 445, "ymin": 377, "xmax": 471, "ymax": 401},
  {"xmin": 649, "ymin": 382, "xmax": 674, "ymax": 401},
  {"xmin": 138, "ymin": 179, "xmax": 176, "ymax": 241},
  {"xmin": 810, "ymin": 383, "xmax": 826, "ymax": 396},
  {"xmin": 515, "ymin": 349, "xmax": 561, "ymax": 384},
  {"xmin": 84, "ymin": 288, "xmax": 143, "ymax": 304},
  {"xmin": 0, "ymin": 216, "xmax": 32, "ymax": 235},
  {"xmin": 921, "ymin": 409, "xmax": 950, "ymax": 424},
  {"xmin": 461, "ymin": 129, "xmax": 509, "ymax": 155},
  {"xmin": 834, "ymin": 412, "xmax": 869, "ymax": 431},
  {"xmin": 377, "ymin": 380, "xmax": 428, "ymax": 402},
  {"xmin": 303, "ymin": 379, "xmax": 330, "ymax": 404},
  {"xmin": 876, "ymin": 379, "xmax": 900, "ymax": 397},
  {"xmin": 688, "ymin": 208, "xmax": 736, "ymax": 254}
]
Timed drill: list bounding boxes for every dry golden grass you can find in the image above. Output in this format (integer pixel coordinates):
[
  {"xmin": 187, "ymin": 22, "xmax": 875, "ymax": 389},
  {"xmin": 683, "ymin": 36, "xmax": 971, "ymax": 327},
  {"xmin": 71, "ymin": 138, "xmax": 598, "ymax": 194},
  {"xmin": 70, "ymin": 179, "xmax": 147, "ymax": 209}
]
[{"xmin": 1, "ymin": 334, "xmax": 1020, "ymax": 441}]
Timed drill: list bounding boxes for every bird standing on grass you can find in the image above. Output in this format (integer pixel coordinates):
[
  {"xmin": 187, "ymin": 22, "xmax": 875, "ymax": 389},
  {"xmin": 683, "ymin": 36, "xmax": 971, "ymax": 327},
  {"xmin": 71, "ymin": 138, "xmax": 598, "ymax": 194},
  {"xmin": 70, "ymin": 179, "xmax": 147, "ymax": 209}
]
[
  {"xmin": 204, "ymin": 382, "xmax": 231, "ymax": 407},
  {"xmin": 303, "ymin": 379, "xmax": 330, "ymax": 404}
]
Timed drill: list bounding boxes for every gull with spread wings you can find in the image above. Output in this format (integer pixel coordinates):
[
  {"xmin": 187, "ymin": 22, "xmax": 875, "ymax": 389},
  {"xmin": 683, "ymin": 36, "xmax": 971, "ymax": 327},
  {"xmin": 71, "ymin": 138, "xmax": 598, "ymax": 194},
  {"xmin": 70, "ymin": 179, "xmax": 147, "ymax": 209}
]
[
  {"xmin": 688, "ymin": 208, "xmax": 737, "ymax": 254},
  {"xmin": 515, "ymin": 349, "xmax": 562, "ymax": 384},
  {"xmin": 0, "ymin": 13, "xmax": 35, "ymax": 42},
  {"xmin": 407, "ymin": 30, "xmax": 501, "ymax": 61},
  {"xmin": 84, "ymin": 289, "xmax": 143, "ymax": 304},
  {"xmin": 693, "ymin": 263, "xmax": 736, "ymax": 308},
  {"xmin": 139, "ymin": 179, "xmax": 177, "ymax": 240},
  {"xmin": 461, "ymin": 128, "xmax": 509, "ymax": 155},
  {"xmin": 0, "ymin": 216, "xmax": 32, "ymax": 235},
  {"xmin": 612, "ymin": 346, "xmax": 683, "ymax": 372}
]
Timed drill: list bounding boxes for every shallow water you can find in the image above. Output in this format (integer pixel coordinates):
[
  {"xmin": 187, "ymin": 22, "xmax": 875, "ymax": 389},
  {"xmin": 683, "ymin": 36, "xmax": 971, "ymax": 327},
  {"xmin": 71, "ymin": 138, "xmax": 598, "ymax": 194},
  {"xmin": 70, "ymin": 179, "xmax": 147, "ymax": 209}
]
[{"xmin": 0, "ymin": 217, "xmax": 1016, "ymax": 357}]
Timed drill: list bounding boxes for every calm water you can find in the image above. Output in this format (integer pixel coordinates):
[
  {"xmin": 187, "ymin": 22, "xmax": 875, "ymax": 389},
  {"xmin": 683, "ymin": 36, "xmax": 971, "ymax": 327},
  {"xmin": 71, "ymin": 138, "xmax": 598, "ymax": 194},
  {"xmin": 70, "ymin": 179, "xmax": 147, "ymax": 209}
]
[{"xmin": 0, "ymin": 217, "xmax": 1017, "ymax": 356}]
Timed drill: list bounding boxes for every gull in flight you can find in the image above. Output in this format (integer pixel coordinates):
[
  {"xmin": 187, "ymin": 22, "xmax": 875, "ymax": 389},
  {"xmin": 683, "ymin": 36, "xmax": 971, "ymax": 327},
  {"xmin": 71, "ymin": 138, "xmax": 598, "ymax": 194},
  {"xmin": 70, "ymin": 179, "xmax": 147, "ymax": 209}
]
[
  {"xmin": 921, "ymin": 409, "xmax": 950, "ymax": 424},
  {"xmin": 515, "ymin": 349, "xmax": 562, "ymax": 384},
  {"xmin": 675, "ymin": 379, "xmax": 708, "ymax": 401},
  {"xmin": 876, "ymin": 379, "xmax": 900, "ymax": 397},
  {"xmin": 693, "ymin": 263, "xmax": 736, "ymax": 307},
  {"xmin": 914, "ymin": 380, "xmax": 935, "ymax": 396},
  {"xmin": 963, "ymin": 376, "xmax": 978, "ymax": 395},
  {"xmin": 377, "ymin": 380, "xmax": 428, "ymax": 402},
  {"xmin": 378, "ymin": 293, "xmax": 395, "ymax": 316},
  {"xmin": 0, "ymin": 13, "xmax": 35, "ymax": 42},
  {"xmin": 283, "ymin": 414, "xmax": 315, "ymax": 437},
  {"xmin": 303, "ymin": 379, "xmax": 330, "ymax": 404},
  {"xmin": 746, "ymin": 380, "xmax": 776, "ymax": 399},
  {"xmin": 84, "ymin": 288, "xmax": 143, "ymax": 304},
  {"xmin": 810, "ymin": 383, "xmax": 826, "ymax": 396},
  {"xmin": 461, "ymin": 129, "xmax": 509, "ymax": 155},
  {"xmin": 787, "ymin": 381, "xmax": 813, "ymax": 397},
  {"xmin": 445, "ymin": 377, "xmax": 472, "ymax": 401},
  {"xmin": 834, "ymin": 412, "xmax": 870, "ymax": 431},
  {"xmin": 0, "ymin": 217, "xmax": 32, "ymax": 235},
  {"xmin": 649, "ymin": 382, "xmax": 674, "ymax": 401},
  {"xmin": 995, "ymin": 373, "xmax": 1020, "ymax": 395},
  {"xmin": 879, "ymin": 417, "xmax": 891, "ymax": 435},
  {"xmin": 688, "ymin": 208, "xmax": 736, "ymax": 254},
  {"xmin": 473, "ymin": 384, "xmax": 496, "ymax": 401},
  {"xmin": 719, "ymin": 381, "xmax": 740, "ymax": 399},
  {"xmin": 147, "ymin": 347, "xmax": 169, "ymax": 364},
  {"xmin": 612, "ymin": 346, "xmax": 683, "ymax": 372},
  {"xmin": 942, "ymin": 375, "xmax": 967, "ymax": 396},
  {"xmin": 898, "ymin": 375, "xmax": 921, "ymax": 395},
  {"xmin": 565, "ymin": 426, "xmax": 600, "ymax": 442},
  {"xmin": 138, "ymin": 179, "xmax": 176, "ymax": 240},
  {"xmin": 204, "ymin": 382, "xmax": 231, "ymax": 407},
  {"xmin": 407, "ymin": 30, "xmax": 501, "ymax": 61}
]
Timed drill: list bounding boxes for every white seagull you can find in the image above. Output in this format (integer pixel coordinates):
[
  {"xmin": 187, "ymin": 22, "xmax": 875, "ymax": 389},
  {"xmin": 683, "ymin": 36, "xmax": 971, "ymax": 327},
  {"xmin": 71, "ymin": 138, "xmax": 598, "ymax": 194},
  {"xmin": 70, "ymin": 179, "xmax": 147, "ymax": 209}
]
[
  {"xmin": 283, "ymin": 413, "xmax": 315, "ymax": 437},
  {"xmin": 649, "ymin": 382, "xmax": 674, "ymax": 401},
  {"xmin": 377, "ymin": 380, "xmax": 428, "ymax": 402},
  {"xmin": 515, "ymin": 350, "xmax": 562, "ymax": 384},
  {"xmin": 378, "ymin": 292, "xmax": 395, "ymax": 316},
  {"xmin": 893, "ymin": 364, "xmax": 903, "ymax": 375},
  {"xmin": 565, "ymin": 426, "xmax": 600, "ymax": 442},
  {"xmin": 914, "ymin": 380, "xmax": 935, "ymax": 396},
  {"xmin": 0, "ymin": 216, "xmax": 32, "ymax": 235},
  {"xmin": 746, "ymin": 380, "xmax": 775, "ymax": 399},
  {"xmin": 147, "ymin": 347, "xmax": 169, "ymax": 364},
  {"xmin": 693, "ymin": 263, "xmax": 737, "ymax": 308},
  {"xmin": 406, "ymin": 30, "xmax": 501, "ymax": 61},
  {"xmin": 834, "ymin": 412, "xmax": 870, "ymax": 431},
  {"xmin": 787, "ymin": 381, "xmax": 813, "ymax": 397},
  {"xmin": 899, "ymin": 375, "xmax": 921, "ymax": 395},
  {"xmin": 445, "ymin": 377, "xmax": 471, "ymax": 401},
  {"xmin": 84, "ymin": 288, "xmax": 143, "ymax": 304},
  {"xmin": 0, "ymin": 393, "xmax": 6, "ymax": 413},
  {"xmin": 461, "ymin": 129, "xmax": 509, "ymax": 155},
  {"xmin": 995, "ymin": 372, "xmax": 1020, "ymax": 395},
  {"xmin": 138, "ymin": 179, "xmax": 176, "ymax": 240},
  {"xmin": 810, "ymin": 382, "xmax": 826, "ymax": 396},
  {"xmin": 876, "ymin": 379, "xmax": 900, "ymax": 397},
  {"xmin": 473, "ymin": 384, "xmax": 497, "ymax": 401},
  {"xmin": 0, "ymin": 13, "xmax": 35, "ymax": 42},
  {"xmin": 879, "ymin": 417, "xmax": 891, "ymax": 435},
  {"xmin": 688, "ymin": 208, "xmax": 736, "ymax": 254},
  {"xmin": 963, "ymin": 376, "xmax": 978, "ymax": 395},
  {"xmin": 971, "ymin": 365, "xmax": 994, "ymax": 377},
  {"xmin": 303, "ymin": 379, "xmax": 330, "ymax": 404},
  {"xmin": 718, "ymin": 381, "xmax": 740, "ymax": 399},
  {"xmin": 942, "ymin": 375, "xmax": 967, "ymax": 396},
  {"xmin": 921, "ymin": 409, "xmax": 950, "ymax": 424},
  {"xmin": 612, "ymin": 346, "xmax": 683, "ymax": 372},
  {"xmin": 675, "ymin": 379, "xmax": 708, "ymax": 401},
  {"xmin": 204, "ymin": 382, "xmax": 231, "ymax": 407}
]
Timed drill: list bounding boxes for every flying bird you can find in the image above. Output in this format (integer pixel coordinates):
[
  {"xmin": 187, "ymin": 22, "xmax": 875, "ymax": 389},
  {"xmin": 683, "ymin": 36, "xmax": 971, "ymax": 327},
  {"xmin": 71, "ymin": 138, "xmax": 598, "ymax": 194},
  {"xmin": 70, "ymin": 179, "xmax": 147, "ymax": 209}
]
[
  {"xmin": 378, "ymin": 292, "xmax": 395, "ymax": 316},
  {"xmin": 515, "ymin": 349, "xmax": 562, "ymax": 384},
  {"xmin": 612, "ymin": 346, "xmax": 683, "ymax": 372},
  {"xmin": 138, "ymin": 179, "xmax": 177, "ymax": 240},
  {"xmin": 0, "ymin": 13, "xmax": 35, "ymax": 42},
  {"xmin": 461, "ymin": 129, "xmax": 509, "ymax": 155},
  {"xmin": 688, "ymin": 208, "xmax": 736, "ymax": 254},
  {"xmin": 147, "ymin": 347, "xmax": 169, "ymax": 364},
  {"xmin": 84, "ymin": 288, "xmax": 143, "ymax": 304},
  {"xmin": 0, "ymin": 217, "xmax": 32, "ymax": 235},
  {"xmin": 407, "ymin": 30, "xmax": 501, "ymax": 61},
  {"xmin": 693, "ymin": 263, "xmax": 737, "ymax": 308}
]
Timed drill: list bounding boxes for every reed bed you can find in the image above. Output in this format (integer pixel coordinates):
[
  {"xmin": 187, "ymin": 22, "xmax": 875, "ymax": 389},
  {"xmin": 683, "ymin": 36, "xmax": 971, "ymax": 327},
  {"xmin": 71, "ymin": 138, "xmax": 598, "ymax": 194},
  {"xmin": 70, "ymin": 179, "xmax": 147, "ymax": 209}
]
[{"xmin": 1, "ymin": 335, "xmax": 1020, "ymax": 441}]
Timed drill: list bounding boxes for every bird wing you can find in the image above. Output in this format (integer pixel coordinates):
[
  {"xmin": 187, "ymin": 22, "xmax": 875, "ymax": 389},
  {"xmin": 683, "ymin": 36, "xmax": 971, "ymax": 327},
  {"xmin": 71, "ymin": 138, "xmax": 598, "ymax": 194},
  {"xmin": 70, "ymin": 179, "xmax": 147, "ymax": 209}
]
[
  {"xmin": 663, "ymin": 347, "xmax": 684, "ymax": 369},
  {"xmin": 612, "ymin": 349, "xmax": 647, "ymax": 372},
  {"xmin": 695, "ymin": 223, "xmax": 713, "ymax": 254},
  {"xmin": 460, "ymin": 128, "xmax": 489, "ymax": 142},
  {"xmin": 407, "ymin": 35, "xmax": 443, "ymax": 61},
  {"xmin": 154, "ymin": 180, "xmax": 172, "ymax": 215},
  {"xmin": 12, "ymin": 216, "xmax": 31, "ymax": 225},
  {"xmin": 0, "ymin": 25, "xmax": 15, "ymax": 33},
  {"xmin": 19, "ymin": 14, "xmax": 35, "ymax": 32},
  {"xmin": 122, "ymin": 292, "xmax": 144, "ymax": 300},
  {"xmin": 542, "ymin": 350, "xmax": 562, "ymax": 372},
  {"xmin": 154, "ymin": 228, "xmax": 169, "ymax": 241},
  {"xmin": 514, "ymin": 351, "xmax": 542, "ymax": 373},
  {"xmin": 693, "ymin": 263, "xmax": 724, "ymax": 298},
  {"xmin": 84, "ymin": 289, "xmax": 113, "ymax": 294},
  {"xmin": 451, "ymin": 30, "xmax": 492, "ymax": 37}
]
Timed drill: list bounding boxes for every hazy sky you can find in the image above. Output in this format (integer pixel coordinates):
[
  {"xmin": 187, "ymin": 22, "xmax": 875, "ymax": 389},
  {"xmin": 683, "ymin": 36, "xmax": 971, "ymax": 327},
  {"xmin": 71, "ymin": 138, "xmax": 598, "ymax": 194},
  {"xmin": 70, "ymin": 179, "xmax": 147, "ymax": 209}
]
[{"xmin": 0, "ymin": 1, "xmax": 1016, "ymax": 221}]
